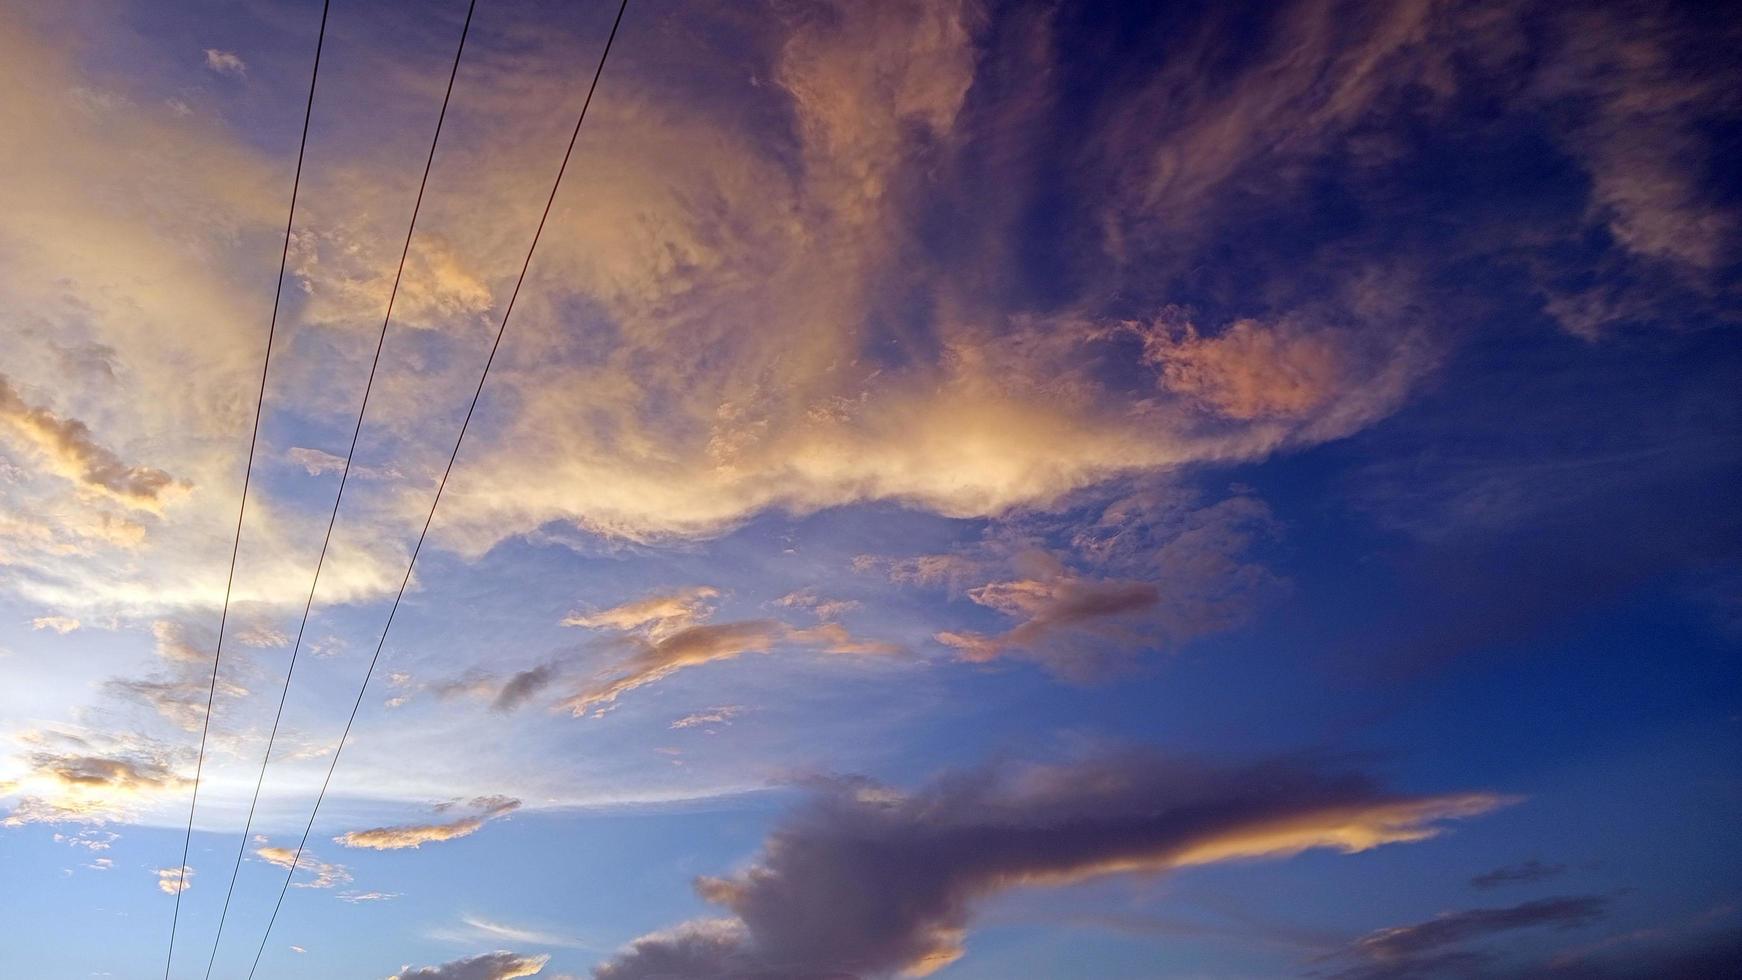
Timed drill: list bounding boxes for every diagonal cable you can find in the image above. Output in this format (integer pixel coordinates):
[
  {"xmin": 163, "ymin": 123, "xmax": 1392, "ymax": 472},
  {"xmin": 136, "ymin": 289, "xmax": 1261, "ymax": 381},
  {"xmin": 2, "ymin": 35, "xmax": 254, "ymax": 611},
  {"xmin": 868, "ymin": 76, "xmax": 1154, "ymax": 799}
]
[
  {"xmin": 199, "ymin": 1, "xmax": 479, "ymax": 975},
  {"xmin": 242, "ymin": 1, "xmax": 632, "ymax": 974},
  {"xmin": 164, "ymin": 2, "xmax": 330, "ymax": 977}
]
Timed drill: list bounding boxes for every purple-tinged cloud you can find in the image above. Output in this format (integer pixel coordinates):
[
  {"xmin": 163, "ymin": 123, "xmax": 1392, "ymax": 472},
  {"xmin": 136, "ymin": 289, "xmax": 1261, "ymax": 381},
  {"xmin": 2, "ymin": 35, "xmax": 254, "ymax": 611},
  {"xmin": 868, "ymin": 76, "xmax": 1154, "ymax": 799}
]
[{"xmin": 593, "ymin": 752, "xmax": 1506, "ymax": 978}]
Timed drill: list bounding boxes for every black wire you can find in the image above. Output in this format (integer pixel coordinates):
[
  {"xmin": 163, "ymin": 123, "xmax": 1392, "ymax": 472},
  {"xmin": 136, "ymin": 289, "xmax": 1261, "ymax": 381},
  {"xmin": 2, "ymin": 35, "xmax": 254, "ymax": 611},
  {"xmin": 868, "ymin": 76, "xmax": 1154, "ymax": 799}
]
[
  {"xmin": 165, "ymin": 2, "xmax": 329, "ymax": 978},
  {"xmin": 242, "ymin": 1, "xmax": 631, "ymax": 974},
  {"xmin": 199, "ymin": 2, "xmax": 481, "ymax": 976}
]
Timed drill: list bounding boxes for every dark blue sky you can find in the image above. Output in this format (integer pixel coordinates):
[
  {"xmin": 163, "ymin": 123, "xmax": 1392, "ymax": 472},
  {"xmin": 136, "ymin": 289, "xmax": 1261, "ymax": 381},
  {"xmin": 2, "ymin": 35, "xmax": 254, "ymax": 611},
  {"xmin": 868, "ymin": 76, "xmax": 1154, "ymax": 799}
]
[{"xmin": 0, "ymin": 0, "xmax": 1737, "ymax": 977}]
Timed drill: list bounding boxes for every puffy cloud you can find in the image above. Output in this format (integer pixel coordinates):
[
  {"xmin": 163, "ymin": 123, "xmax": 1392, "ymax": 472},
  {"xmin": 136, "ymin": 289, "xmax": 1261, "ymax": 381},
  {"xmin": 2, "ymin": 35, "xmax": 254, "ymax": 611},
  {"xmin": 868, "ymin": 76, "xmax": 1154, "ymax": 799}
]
[
  {"xmin": 155, "ymin": 865, "xmax": 193, "ymax": 895},
  {"xmin": 52, "ymin": 829, "xmax": 118, "ymax": 851},
  {"xmin": 593, "ymin": 752, "xmax": 1506, "ymax": 978},
  {"xmin": 255, "ymin": 844, "xmax": 351, "ymax": 889},
  {"xmin": 389, "ymin": 952, "xmax": 549, "ymax": 980},
  {"xmin": 335, "ymin": 797, "xmax": 521, "ymax": 851},
  {"xmin": 594, "ymin": 920, "xmax": 754, "ymax": 980},
  {"xmin": 30, "ymin": 615, "xmax": 79, "ymax": 634},
  {"xmin": 0, "ymin": 374, "xmax": 183, "ymax": 511}
]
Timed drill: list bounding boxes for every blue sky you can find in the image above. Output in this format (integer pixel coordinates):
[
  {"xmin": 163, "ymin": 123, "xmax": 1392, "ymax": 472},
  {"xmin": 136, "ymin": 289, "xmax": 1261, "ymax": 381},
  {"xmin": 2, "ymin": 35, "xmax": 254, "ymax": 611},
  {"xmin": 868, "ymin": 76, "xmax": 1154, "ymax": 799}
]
[{"xmin": 0, "ymin": 0, "xmax": 1738, "ymax": 977}]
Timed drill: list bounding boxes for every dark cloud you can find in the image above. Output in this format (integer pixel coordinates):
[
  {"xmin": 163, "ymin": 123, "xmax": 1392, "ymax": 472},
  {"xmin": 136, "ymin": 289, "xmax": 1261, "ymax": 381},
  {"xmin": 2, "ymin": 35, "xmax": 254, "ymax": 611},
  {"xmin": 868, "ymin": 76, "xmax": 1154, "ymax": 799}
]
[
  {"xmin": 1326, "ymin": 896, "xmax": 1609, "ymax": 980},
  {"xmin": 593, "ymin": 752, "xmax": 1502, "ymax": 978},
  {"xmin": 493, "ymin": 664, "xmax": 560, "ymax": 713},
  {"xmin": 1471, "ymin": 860, "xmax": 1568, "ymax": 890},
  {"xmin": 1356, "ymin": 896, "xmax": 1607, "ymax": 960}
]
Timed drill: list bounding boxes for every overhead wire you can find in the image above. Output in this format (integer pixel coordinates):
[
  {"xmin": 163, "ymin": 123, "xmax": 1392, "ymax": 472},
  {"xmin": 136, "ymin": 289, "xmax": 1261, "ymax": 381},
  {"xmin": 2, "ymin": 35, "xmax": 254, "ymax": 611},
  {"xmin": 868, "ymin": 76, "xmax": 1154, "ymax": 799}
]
[
  {"xmin": 163, "ymin": 2, "xmax": 330, "ymax": 977},
  {"xmin": 197, "ymin": 1, "xmax": 481, "ymax": 976},
  {"xmin": 241, "ymin": 0, "xmax": 632, "ymax": 975}
]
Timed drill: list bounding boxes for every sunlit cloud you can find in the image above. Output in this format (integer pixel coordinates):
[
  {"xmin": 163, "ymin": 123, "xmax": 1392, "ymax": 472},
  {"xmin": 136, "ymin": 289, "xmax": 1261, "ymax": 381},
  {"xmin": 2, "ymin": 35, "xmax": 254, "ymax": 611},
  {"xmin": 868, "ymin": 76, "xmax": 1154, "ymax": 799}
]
[
  {"xmin": 669, "ymin": 706, "xmax": 744, "ymax": 731},
  {"xmin": 335, "ymin": 797, "xmax": 521, "ymax": 851},
  {"xmin": 387, "ymin": 951, "xmax": 548, "ymax": 980},
  {"xmin": 155, "ymin": 865, "xmax": 193, "ymax": 895},
  {"xmin": 254, "ymin": 844, "xmax": 352, "ymax": 889},
  {"xmin": 1, "ymin": 736, "xmax": 189, "ymax": 826},
  {"xmin": 30, "ymin": 615, "xmax": 80, "ymax": 633},
  {"xmin": 0, "ymin": 374, "xmax": 184, "ymax": 511}
]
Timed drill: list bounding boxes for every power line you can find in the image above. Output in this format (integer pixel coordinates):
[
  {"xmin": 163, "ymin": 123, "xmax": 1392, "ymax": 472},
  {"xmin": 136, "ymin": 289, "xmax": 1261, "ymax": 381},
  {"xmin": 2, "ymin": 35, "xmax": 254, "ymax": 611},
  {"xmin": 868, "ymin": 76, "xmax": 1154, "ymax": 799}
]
[
  {"xmin": 200, "ymin": 1, "xmax": 480, "ymax": 975},
  {"xmin": 243, "ymin": 1, "xmax": 632, "ymax": 974},
  {"xmin": 164, "ymin": 2, "xmax": 330, "ymax": 978}
]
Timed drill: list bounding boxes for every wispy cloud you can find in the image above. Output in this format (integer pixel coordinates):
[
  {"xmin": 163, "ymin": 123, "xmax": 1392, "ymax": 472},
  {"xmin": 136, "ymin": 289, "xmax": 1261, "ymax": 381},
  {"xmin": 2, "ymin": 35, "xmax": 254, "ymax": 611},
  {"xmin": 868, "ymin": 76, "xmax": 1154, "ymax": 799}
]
[
  {"xmin": 254, "ymin": 844, "xmax": 351, "ymax": 889},
  {"xmin": 201, "ymin": 48, "xmax": 245, "ymax": 77},
  {"xmin": 335, "ymin": 797, "xmax": 520, "ymax": 851},
  {"xmin": 387, "ymin": 951, "xmax": 548, "ymax": 980}
]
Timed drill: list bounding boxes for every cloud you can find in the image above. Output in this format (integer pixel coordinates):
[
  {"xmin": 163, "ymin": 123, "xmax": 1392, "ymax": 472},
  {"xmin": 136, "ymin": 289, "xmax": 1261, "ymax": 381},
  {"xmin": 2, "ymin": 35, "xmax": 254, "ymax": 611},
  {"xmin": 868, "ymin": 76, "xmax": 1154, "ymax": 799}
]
[
  {"xmin": 670, "ymin": 706, "xmax": 745, "ymax": 731},
  {"xmin": 560, "ymin": 585, "xmax": 899, "ymax": 714},
  {"xmin": 202, "ymin": 48, "xmax": 245, "ymax": 77},
  {"xmin": 52, "ymin": 829, "xmax": 119, "ymax": 851},
  {"xmin": 433, "ymin": 916, "xmax": 589, "ymax": 951},
  {"xmin": 1470, "ymin": 859, "xmax": 1568, "ymax": 890},
  {"xmin": 426, "ymin": 665, "xmax": 563, "ymax": 714},
  {"xmin": 105, "ymin": 672, "xmax": 246, "ymax": 732},
  {"xmin": 493, "ymin": 664, "xmax": 561, "ymax": 713},
  {"xmin": 235, "ymin": 621, "xmax": 289, "ymax": 648},
  {"xmin": 255, "ymin": 845, "xmax": 351, "ymax": 889},
  {"xmin": 854, "ymin": 553, "xmax": 985, "ymax": 592},
  {"xmin": 774, "ymin": 589, "xmax": 862, "ymax": 621},
  {"xmin": 286, "ymin": 446, "xmax": 401, "ymax": 481},
  {"xmin": 0, "ymin": 374, "xmax": 184, "ymax": 510},
  {"xmin": 155, "ymin": 865, "xmax": 193, "ymax": 895},
  {"xmin": 1328, "ymin": 896, "xmax": 1609, "ymax": 979},
  {"xmin": 389, "ymin": 952, "xmax": 548, "ymax": 980},
  {"xmin": 563, "ymin": 587, "xmax": 720, "ymax": 641},
  {"xmin": 936, "ymin": 576, "xmax": 1162, "ymax": 662},
  {"xmin": 339, "ymin": 890, "xmax": 400, "ymax": 904},
  {"xmin": 593, "ymin": 752, "xmax": 1506, "ymax": 978},
  {"xmin": 30, "ymin": 615, "xmax": 79, "ymax": 633},
  {"xmin": 1125, "ymin": 315, "xmax": 1375, "ymax": 422},
  {"xmin": 561, "ymin": 621, "xmax": 786, "ymax": 717},
  {"xmin": 1, "ymin": 739, "xmax": 188, "ymax": 825},
  {"xmin": 335, "ymin": 797, "xmax": 520, "ymax": 851},
  {"xmin": 923, "ymin": 489, "xmax": 1281, "ymax": 676}
]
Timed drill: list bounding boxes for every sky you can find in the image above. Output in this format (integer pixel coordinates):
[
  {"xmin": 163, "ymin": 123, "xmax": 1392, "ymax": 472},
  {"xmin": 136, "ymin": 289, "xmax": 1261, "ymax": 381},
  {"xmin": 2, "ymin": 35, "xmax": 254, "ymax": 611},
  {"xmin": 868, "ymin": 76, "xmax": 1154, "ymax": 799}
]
[{"xmin": 0, "ymin": 0, "xmax": 1738, "ymax": 977}]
